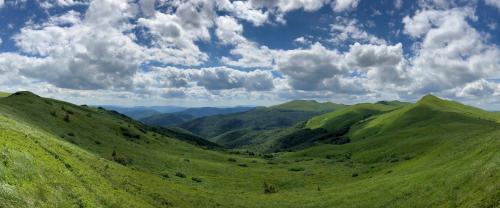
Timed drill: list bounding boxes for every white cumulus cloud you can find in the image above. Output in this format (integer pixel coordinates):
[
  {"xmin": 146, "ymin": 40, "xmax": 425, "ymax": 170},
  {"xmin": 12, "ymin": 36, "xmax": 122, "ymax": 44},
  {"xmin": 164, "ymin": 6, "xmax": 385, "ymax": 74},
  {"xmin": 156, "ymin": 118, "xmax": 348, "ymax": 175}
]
[{"xmin": 332, "ymin": 0, "xmax": 360, "ymax": 12}]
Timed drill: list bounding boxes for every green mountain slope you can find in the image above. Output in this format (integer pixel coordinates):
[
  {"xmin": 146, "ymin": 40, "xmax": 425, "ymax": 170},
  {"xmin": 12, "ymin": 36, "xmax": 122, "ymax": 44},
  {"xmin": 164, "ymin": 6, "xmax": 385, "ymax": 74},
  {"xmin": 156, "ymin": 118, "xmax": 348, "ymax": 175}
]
[
  {"xmin": 151, "ymin": 126, "xmax": 220, "ymax": 148},
  {"xmin": 119, "ymin": 109, "xmax": 161, "ymax": 120},
  {"xmin": 271, "ymin": 100, "xmax": 347, "ymax": 112},
  {"xmin": 141, "ymin": 113, "xmax": 195, "ymax": 127},
  {"xmin": 101, "ymin": 105, "xmax": 186, "ymax": 118},
  {"xmin": 0, "ymin": 91, "xmax": 10, "ymax": 97},
  {"xmin": 0, "ymin": 92, "xmax": 228, "ymax": 207},
  {"xmin": 0, "ymin": 92, "xmax": 498, "ymax": 207},
  {"xmin": 0, "ymin": 113, "xmax": 191, "ymax": 207},
  {"xmin": 261, "ymin": 102, "xmax": 408, "ymax": 152},
  {"xmin": 141, "ymin": 107, "xmax": 254, "ymax": 127},
  {"xmin": 350, "ymin": 95, "xmax": 500, "ymax": 141},
  {"xmin": 176, "ymin": 100, "xmax": 347, "ymax": 149},
  {"xmin": 0, "ymin": 92, "xmax": 217, "ymax": 149},
  {"xmin": 259, "ymin": 96, "xmax": 498, "ymax": 206},
  {"xmin": 175, "ymin": 106, "xmax": 255, "ymax": 118},
  {"xmin": 306, "ymin": 102, "xmax": 401, "ymax": 131},
  {"xmin": 0, "ymin": 92, "xmax": 320, "ymax": 207}
]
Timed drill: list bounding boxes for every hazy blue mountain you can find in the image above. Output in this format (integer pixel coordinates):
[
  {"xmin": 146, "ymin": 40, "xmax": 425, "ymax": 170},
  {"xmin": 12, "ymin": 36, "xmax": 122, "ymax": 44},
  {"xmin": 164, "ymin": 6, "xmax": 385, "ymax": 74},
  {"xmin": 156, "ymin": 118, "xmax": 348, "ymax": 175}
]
[
  {"xmin": 100, "ymin": 105, "xmax": 187, "ymax": 119},
  {"xmin": 141, "ymin": 106, "xmax": 255, "ymax": 126},
  {"xmin": 175, "ymin": 100, "xmax": 348, "ymax": 149}
]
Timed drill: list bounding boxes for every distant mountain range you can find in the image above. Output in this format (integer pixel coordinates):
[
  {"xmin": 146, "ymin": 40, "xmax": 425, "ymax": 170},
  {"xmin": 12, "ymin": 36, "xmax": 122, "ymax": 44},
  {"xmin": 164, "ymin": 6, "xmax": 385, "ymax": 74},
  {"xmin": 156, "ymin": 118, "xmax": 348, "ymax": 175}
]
[
  {"xmin": 175, "ymin": 100, "xmax": 348, "ymax": 149},
  {"xmin": 101, "ymin": 105, "xmax": 256, "ymax": 122},
  {"xmin": 100, "ymin": 105, "xmax": 187, "ymax": 119},
  {"xmin": 140, "ymin": 106, "xmax": 255, "ymax": 126}
]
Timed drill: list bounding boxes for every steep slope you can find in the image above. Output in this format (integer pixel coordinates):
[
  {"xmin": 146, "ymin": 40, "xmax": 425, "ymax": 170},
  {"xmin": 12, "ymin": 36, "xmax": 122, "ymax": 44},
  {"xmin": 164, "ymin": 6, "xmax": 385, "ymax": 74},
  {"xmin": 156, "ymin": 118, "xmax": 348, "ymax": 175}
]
[
  {"xmin": 0, "ymin": 113, "xmax": 167, "ymax": 207},
  {"xmin": 263, "ymin": 102, "xmax": 407, "ymax": 152},
  {"xmin": 306, "ymin": 102, "xmax": 401, "ymax": 131},
  {"xmin": 350, "ymin": 95, "xmax": 500, "ymax": 140},
  {"xmin": 1, "ymin": 92, "xmax": 325, "ymax": 207},
  {"xmin": 0, "ymin": 92, "xmax": 232, "ymax": 207},
  {"xmin": 151, "ymin": 126, "xmax": 220, "ymax": 148},
  {"xmin": 141, "ymin": 107, "xmax": 253, "ymax": 127},
  {"xmin": 274, "ymin": 95, "xmax": 499, "ymax": 207},
  {"xmin": 0, "ymin": 92, "xmax": 217, "ymax": 149},
  {"xmin": 176, "ymin": 100, "xmax": 347, "ymax": 148}
]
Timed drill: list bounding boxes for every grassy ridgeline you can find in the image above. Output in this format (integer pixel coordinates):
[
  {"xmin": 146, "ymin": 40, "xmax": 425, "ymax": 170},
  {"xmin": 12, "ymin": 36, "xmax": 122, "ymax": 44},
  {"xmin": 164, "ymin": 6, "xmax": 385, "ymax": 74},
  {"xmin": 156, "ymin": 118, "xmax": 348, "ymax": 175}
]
[
  {"xmin": 0, "ymin": 92, "xmax": 498, "ymax": 207},
  {"xmin": 176, "ymin": 100, "xmax": 348, "ymax": 150}
]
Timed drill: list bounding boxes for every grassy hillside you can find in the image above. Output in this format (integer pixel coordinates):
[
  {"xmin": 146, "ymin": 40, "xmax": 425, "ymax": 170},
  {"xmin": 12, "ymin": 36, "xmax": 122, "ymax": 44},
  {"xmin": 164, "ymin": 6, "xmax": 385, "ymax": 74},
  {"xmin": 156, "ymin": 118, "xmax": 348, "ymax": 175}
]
[
  {"xmin": 0, "ymin": 92, "xmax": 498, "ymax": 207},
  {"xmin": 256, "ymin": 102, "xmax": 408, "ymax": 152},
  {"xmin": 119, "ymin": 109, "xmax": 160, "ymax": 120},
  {"xmin": 271, "ymin": 100, "xmax": 347, "ymax": 112},
  {"xmin": 306, "ymin": 102, "xmax": 401, "ymax": 131},
  {"xmin": 0, "ymin": 92, "xmax": 333, "ymax": 207},
  {"xmin": 176, "ymin": 100, "xmax": 347, "ymax": 149},
  {"xmin": 0, "ymin": 91, "xmax": 11, "ymax": 97},
  {"xmin": 0, "ymin": 92, "xmax": 229, "ymax": 207},
  {"xmin": 101, "ymin": 105, "xmax": 186, "ymax": 119},
  {"xmin": 0, "ymin": 113, "xmax": 164, "ymax": 207},
  {"xmin": 141, "ymin": 107, "xmax": 253, "ymax": 127},
  {"xmin": 178, "ymin": 109, "xmax": 317, "ymax": 139},
  {"xmin": 349, "ymin": 95, "xmax": 500, "ymax": 140},
  {"xmin": 142, "ymin": 113, "xmax": 195, "ymax": 127},
  {"xmin": 272, "ymin": 95, "xmax": 499, "ymax": 206},
  {"xmin": 176, "ymin": 107, "xmax": 255, "ymax": 118},
  {"xmin": 151, "ymin": 126, "xmax": 220, "ymax": 148}
]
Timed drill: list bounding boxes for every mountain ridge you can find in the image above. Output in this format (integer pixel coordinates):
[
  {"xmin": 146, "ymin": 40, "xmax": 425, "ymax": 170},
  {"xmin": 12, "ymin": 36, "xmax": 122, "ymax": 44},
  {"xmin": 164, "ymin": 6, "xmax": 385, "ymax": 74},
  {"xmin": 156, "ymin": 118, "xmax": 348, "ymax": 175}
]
[
  {"xmin": 175, "ymin": 100, "xmax": 349, "ymax": 149},
  {"xmin": 270, "ymin": 100, "xmax": 348, "ymax": 112},
  {"xmin": 141, "ymin": 106, "xmax": 254, "ymax": 127}
]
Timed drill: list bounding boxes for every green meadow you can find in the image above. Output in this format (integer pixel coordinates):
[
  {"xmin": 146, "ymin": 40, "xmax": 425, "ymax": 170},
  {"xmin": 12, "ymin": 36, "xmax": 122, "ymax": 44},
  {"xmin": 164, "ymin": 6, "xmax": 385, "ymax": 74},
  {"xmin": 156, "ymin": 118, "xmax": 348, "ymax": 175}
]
[{"xmin": 0, "ymin": 92, "xmax": 498, "ymax": 207}]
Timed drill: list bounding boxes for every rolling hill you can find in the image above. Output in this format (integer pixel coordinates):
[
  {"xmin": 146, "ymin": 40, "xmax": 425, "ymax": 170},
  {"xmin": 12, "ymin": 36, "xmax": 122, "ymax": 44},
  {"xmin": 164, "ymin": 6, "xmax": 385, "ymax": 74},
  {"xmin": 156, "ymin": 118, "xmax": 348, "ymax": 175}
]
[
  {"xmin": 141, "ymin": 113, "xmax": 195, "ymax": 127},
  {"xmin": 141, "ymin": 107, "xmax": 254, "ymax": 127},
  {"xmin": 0, "ymin": 92, "xmax": 229, "ymax": 207},
  {"xmin": 265, "ymin": 95, "xmax": 499, "ymax": 206},
  {"xmin": 0, "ymin": 92, "xmax": 498, "ymax": 207},
  {"xmin": 254, "ymin": 101, "xmax": 409, "ymax": 152},
  {"xmin": 176, "ymin": 100, "xmax": 348, "ymax": 149},
  {"xmin": 270, "ymin": 100, "xmax": 347, "ymax": 112},
  {"xmin": 176, "ymin": 106, "xmax": 255, "ymax": 118},
  {"xmin": 101, "ymin": 106, "xmax": 187, "ymax": 120},
  {"xmin": 117, "ymin": 109, "xmax": 161, "ymax": 120}
]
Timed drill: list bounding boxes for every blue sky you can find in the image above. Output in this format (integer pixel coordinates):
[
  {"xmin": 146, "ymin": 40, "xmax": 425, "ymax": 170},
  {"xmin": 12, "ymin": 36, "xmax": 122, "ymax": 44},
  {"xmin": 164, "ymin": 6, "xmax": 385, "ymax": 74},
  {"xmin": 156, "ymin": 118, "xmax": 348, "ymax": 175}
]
[{"xmin": 0, "ymin": 0, "xmax": 500, "ymax": 109}]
